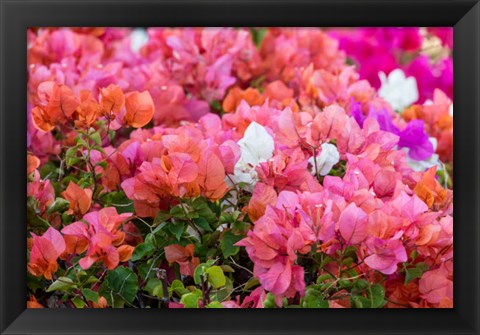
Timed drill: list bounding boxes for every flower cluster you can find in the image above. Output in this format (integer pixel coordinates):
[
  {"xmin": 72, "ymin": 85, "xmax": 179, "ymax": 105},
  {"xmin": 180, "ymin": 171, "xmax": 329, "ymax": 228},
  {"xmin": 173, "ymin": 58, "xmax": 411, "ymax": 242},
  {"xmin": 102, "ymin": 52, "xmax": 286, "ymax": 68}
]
[
  {"xmin": 27, "ymin": 27, "xmax": 453, "ymax": 309},
  {"xmin": 328, "ymin": 27, "xmax": 453, "ymax": 103}
]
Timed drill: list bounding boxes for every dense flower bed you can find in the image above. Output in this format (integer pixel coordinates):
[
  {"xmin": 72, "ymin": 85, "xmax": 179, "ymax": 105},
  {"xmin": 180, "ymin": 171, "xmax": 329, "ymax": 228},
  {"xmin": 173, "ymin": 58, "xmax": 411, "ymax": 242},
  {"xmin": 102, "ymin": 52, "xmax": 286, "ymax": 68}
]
[{"xmin": 27, "ymin": 27, "xmax": 453, "ymax": 309}]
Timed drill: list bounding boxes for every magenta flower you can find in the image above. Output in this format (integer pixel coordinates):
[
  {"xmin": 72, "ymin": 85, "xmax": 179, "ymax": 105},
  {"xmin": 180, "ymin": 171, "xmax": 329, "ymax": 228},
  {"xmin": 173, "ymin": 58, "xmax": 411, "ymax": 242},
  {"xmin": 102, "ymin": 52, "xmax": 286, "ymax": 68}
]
[{"xmin": 397, "ymin": 120, "xmax": 434, "ymax": 160}]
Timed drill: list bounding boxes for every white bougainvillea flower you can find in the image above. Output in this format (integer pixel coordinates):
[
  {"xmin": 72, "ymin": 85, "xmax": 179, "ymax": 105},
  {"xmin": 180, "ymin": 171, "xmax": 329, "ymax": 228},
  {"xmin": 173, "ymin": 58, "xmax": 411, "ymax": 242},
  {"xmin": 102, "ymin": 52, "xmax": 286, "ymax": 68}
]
[
  {"xmin": 230, "ymin": 122, "xmax": 275, "ymax": 189},
  {"xmin": 308, "ymin": 143, "xmax": 340, "ymax": 176},
  {"xmin": 378, "ymin": 69, "xmax": 419, "ymax": 112},
  {"xmin": 130, "ymin": 28, "xmax": 149, "ymax": 53}
]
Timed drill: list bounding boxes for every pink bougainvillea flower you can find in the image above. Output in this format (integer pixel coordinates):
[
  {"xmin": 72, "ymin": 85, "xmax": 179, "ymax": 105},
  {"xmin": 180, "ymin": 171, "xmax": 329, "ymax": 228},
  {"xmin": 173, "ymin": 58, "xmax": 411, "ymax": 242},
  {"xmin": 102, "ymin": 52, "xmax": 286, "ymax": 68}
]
[
  {"xmin": 240, "ymin": 287, "xmax": 267, "ymax": 308},
  {"xmin": 338, "ymin": 202, "xmax": 368, "ymax": 245},
  {"xmin": 164, "ymin": 243, "xmax": 200, "ymax": 277},
  {"xmin": 61, "ymin": 207, "xmax": 133, "ymax": 270},
  {"xmin": 26, "ymin": 27, "xmax": 454, "ymax": 309},
  {"xmin": 28, "ymin": 227, "xmax": 66, "ymax": 280},
  {"xmin": 78, "ymin": 232, "xmax": 119, "ymax": 270},
  {"xmin": 419, "ymin": 264, "xmax": 453, "ymax": 305},
  {"xmin": 27, "ymin": 172, "xmax": 55, "ymax": 218},
  {"xmin": 364, "ymin": 235, "xmax": 407, "ymax": 275}
]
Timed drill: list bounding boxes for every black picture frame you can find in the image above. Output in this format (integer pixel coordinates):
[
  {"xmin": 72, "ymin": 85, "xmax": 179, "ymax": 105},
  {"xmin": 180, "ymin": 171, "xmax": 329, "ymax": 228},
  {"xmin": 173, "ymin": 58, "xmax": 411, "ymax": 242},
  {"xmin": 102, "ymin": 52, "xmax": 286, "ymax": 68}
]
[{"xmin": 1, "ymin": 0, "xmax": 479, "ymax": 334}]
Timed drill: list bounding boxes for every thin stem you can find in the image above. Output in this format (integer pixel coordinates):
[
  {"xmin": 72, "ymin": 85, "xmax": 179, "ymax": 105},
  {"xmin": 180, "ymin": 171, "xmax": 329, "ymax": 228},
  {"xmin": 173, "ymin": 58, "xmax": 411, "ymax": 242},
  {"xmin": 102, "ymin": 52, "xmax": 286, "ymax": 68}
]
[{"xmin": 229, "ymin": 256, "xmax": 254, "ymax": 275}]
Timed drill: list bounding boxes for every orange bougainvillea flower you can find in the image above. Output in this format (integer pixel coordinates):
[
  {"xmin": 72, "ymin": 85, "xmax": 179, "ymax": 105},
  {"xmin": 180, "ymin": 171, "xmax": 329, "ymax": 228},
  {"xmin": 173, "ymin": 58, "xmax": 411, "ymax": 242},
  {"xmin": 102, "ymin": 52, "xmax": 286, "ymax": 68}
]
[
  {"xmin": 32, "ymin": 81, "xmax": 80, "ymax": 132},
  {"xmin": 31, "ymin": 106, "xmax": 56, "ymax": 132},
  {"xmin": 197, "ymin": 149, "xmax": 229, "ymax": 201},
  {"xmin": 264, "ymin": 80, "xmax": 294, "ymax": 102},
  {"xmin": 100, "ymin": 84, "xmax": 125, "ymax": 118},
  {"xmin": 61, "ymin": 181, "xmax": 93, "ymax": 215},
  {"xmin": 27, "ymin": 153, "xmax": 40, "ymax": 176},
  {"xmin": 118, "ymin": 244, "xmax": 135, "ymax": 262},
  {"xmin": 74, "ymin": 90, "xmax": 100, "ymax": 128},
  {"xmin": 27, "ymin": 227, "xmax": 66, "ymax": 280},
  {"xmin": 79, "ymin": 233, "xmax": 120, "ymax": 270},
  {"xmin": 414, "ymin": 166, "xmax": 448, "ymax": 209},
  {"xmin": 27, "ymin": 295, "xmax": 44, "ymax": 308},
  {"xmin": 222, "ymin": 86, "xmax": 264, "ymax": 112},
  {"xmin": 123, "ymin": 91, "xmax": 155, "ymax": 128},
  {"xmin": 164, "ymin": 243, "xmax": 200, "ymax": 277},
  {"xmin": 402, "ymin": 104, "xmax": 424, "ymax": 122},
  {"xmin": 247, "ymin": 182, "xmax": 278, "ymax": 222},
  {"xmin": 92, "ymin": 296, "xmax": 108, "ymax": 308}
]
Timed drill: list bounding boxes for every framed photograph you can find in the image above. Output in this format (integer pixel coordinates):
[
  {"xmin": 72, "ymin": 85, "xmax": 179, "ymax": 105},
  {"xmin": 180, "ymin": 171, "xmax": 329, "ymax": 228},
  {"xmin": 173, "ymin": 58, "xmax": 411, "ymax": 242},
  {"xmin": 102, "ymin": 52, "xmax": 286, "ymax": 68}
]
[{"xmin": 1, "ymin": 0, "xmax": 479, "ymax": 334}]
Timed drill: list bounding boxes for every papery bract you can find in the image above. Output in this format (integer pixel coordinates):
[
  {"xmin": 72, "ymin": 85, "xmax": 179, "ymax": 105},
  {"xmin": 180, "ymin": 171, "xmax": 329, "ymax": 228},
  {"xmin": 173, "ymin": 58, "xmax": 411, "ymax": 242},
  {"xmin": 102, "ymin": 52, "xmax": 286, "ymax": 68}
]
[
  {"xmin": 28, "ymin": 227, "xmax": 66, "ymax": 280},
  {"xmin": 124, "ymin": 90, "xmax": 155, "ymax": 128},
  {"xmin": 164, "ymin": 244, "xmax": 200, "ymax": 277}
]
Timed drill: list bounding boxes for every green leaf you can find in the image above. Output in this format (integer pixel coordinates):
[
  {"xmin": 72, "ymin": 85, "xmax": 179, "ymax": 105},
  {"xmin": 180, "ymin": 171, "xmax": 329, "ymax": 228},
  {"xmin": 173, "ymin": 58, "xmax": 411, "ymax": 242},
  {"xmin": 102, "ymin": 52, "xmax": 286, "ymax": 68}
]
[
  {"xmin": 250, "ymin": 28, "xmax": 267, "ymax": 48},
  {"xmin": 303, "ymin": 287, "xmax": 329, "ymax": 308},
  {"xmin": 170, "ymin": 205, "xmax": 185, "ymax": 218},
  {"xmin": 169, "ymin": 279, "xmax": 189, "ymax": 297},
  {"xmin": 304, "ymin": 294, "xmax": 329, "ymax": 308},
  {"xmin": 370, "ymin": 284, "xmax": 386, "ymax": 308},
  {"xmin": 131, "ymin": 242, "xmax": 155, "ymax": 262},
  {"xmin": 144, "ymin": 278, "xmax": 164, "ymax": 298},
  {"xmin": 405, "ymin": 262, "xmax": 429, "ymax": 285},
  {"xmin": 316, "ymin": 273, "xmax": 332, "ymax": 284},
  {"xmin": 137, "ymin": 262, "xmax": 153, "ymax": 281},
  {"xmin": 90, "ymin": 132, "xmax": 102, "ymax": 146},
  {"xmin": 105, "ymin": 266, "xmax": 138, "ymax": 304},
  {"xmin": 205, "ymin": 266, "xmax": 226, "ymax": 289},
  {"xmin": 354, "ymin": 279, "xmax": 369, "ymax": 290},
  {"xmin": 180, "ymin": 292, "xmax": 201, "ymax": 308},
  {"xmin": 47, "ymin": 197, "xmax": 70, "ymax": 215},
  {"xmin": 81, "ymin": 288, "xmax": 99, "ymax": 303},
  {"xmin": 210, "ymin": 277, "xmax": 233, "ymax": 302},
  {"xmin": 100, "ymin": 191, "xmax": 134, "ymax": 214},
  {"xmin": 220, "ymin": 230, "xmax": 242, "ymax": 258},
  {"xmin": 191, "ymin": 198, "xmax": 216, "ymax": 222},
  {"xmin": 205, "ymin": 259, "xmax": 216, "ymax": 267},
  {"xmin": 244, "ymin": 277, "xmax": 260, "ymax": 291},
  {"xmin": 263, "ymin": 293, "xmax": 277, "ymax": 308},
  {"xmin": 71, "ymin": 296, "xmax": 86, "ymax": 308},
  {"xmin": 85, "ymin": 276, "xmax": 100, "ymax": 285},
  {"xmin": 61, "ymin": 212, "xmax": 74, "ymax": 224},
  {"xmin": 410, "ymin": 250, "xmax": 419, "ymax": 261},
  {"xmin": 205, "ymin": 301, "xmax": 223, "ymax": 308},
  {"xmin": 168, "ymin": 221, "xmax": 185, "ymax": 241},
  {"xmin": 27, "ymin": 273, "xmax": 45, "ymax": 293},
  {"xmin": 46, "ymin": 277, "xmax": 76, "ymax": 292},
  {"xmin": 153, "ymin": 211, "xmax": 172, "ymax": 225},
  {"xmin": 65, "ymin": 146, "xmax": 80, "ymax": 168},
  {"xmin": 220, "ymin": 265, "xmax": 235, "ymax": 273},
  {"xmin": 351, "ymin": 295, "xmax": 367, "ymax": 308},
  {"xmin": 193, "ymin": 263, "xmax": 209, "ymax": 286},
  {"xmin": 210, "ymin": 100, "xmax": 223, "ymax": 113},
  {"xmin": 338, "ymin": 278, "xmax": 353, "ymax": 289},
  {"xmin": 194, "ymin": 217, "xmax": 212, "ymax": 232}
]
